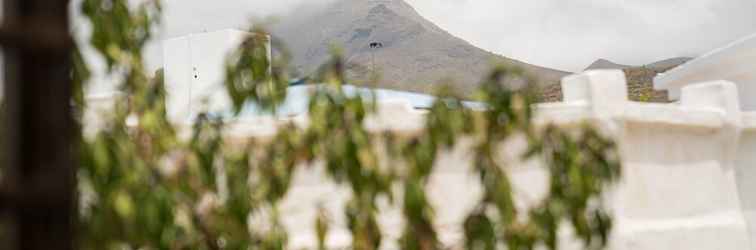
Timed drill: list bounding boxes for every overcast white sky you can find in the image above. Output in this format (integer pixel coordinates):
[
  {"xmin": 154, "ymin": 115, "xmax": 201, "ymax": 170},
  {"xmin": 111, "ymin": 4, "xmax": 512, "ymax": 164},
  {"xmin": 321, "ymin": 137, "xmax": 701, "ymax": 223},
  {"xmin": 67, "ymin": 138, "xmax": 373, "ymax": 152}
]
[
  {"xmin": 124, "ymin": 0, "xmax": 756, "ymax": 72},
  {"xmin": 142, "ymin": 0, "xmax": 756, "ymax": 72}
]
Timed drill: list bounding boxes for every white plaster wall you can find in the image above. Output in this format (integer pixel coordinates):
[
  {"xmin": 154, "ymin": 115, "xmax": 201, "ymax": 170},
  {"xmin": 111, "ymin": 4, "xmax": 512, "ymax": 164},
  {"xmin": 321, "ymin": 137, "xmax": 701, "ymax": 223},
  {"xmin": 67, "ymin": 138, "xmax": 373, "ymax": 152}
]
[
  {"xmin": 737, "ymin": 113, "xmax": 756, "ymax": 248},
  {"xmin": 85, "ymin": 68, "xmax": 756, "ymax": 249},
  {"xmin": 655, "ymin": 32, "xmax": 756, "ymax": 111},
  {"xmin": 163, "ymin": 29, "xmax": 258, "ymax": 123},
  {"xmin": 265, "ymin": 71, "xmax": 756, "ymax": 249},
  {"xmin": 274, "ymin": 136, "xmax": 555, "ymax": 250},
  {"xmin": 552, "ymin": 73, "xmax": 752, "ymax": 250},
  {"xmin": 611, "ymin": 122, "xmax": 751, "ymax": 249}
]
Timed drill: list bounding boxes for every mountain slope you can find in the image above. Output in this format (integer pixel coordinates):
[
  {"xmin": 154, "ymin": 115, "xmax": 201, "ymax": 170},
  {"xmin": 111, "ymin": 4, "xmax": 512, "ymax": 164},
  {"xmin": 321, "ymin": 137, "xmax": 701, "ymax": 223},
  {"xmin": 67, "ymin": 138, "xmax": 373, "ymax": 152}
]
[
  {"xmin": 646, "ymin": 57, "xmax": 692, "ymax": 70},
  {"xmin": 584, "ymin": 57, "xmax": 692, "ymax": 71},
  {"xmin": 585, "ymin": 59, "xmax": 631, "ymax": 70},
  {"xmin": 271, "ymin": 0, "xmax": 569, "ymax": 95}
]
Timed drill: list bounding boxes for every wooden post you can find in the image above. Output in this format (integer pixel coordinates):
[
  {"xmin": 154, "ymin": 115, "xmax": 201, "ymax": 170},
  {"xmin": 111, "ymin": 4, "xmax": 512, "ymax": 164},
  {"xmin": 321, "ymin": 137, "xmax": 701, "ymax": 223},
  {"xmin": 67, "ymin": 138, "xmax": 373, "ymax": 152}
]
[{"xmin": 1, "ymin": 0, "xmax": 75, "ymax": 249}]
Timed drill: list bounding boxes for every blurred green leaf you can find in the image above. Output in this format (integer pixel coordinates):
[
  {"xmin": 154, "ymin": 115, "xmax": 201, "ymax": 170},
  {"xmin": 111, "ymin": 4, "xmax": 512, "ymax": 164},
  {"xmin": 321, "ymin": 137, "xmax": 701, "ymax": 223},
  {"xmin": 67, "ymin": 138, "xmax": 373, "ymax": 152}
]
[{"xmin": 74, "ymin": 1, "xmax": 622, "ymax": 249}]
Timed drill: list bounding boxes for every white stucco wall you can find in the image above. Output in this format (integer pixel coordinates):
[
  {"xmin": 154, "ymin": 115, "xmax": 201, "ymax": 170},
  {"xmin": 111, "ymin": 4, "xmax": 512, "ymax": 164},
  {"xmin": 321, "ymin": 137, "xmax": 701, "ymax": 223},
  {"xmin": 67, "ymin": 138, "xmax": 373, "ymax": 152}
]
[
  {"xmin": 163, "ymin": 29, "xmax": 268, "ymax": 123},
  {"xmin": 654, "ymin": 32, "xmax": 756, "ymax": 111},
  {"xmin": 738, "ymin": 113, "xmax": 756, "ymax": 247},
  {"xmin": 81, "ymin": 30, "xmax": 756, "ymax": 249},
  {"xmin": 206, "ymin": 71, "xmax": 756, "ymax": 250}
]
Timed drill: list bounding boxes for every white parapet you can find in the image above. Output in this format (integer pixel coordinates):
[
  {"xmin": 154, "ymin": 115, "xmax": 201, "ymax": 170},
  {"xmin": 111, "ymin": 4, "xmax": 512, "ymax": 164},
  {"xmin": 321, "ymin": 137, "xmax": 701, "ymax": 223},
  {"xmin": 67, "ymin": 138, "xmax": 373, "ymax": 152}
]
[
  {"xmin": 563, "ymin": 69, "xmax": 628, "ymax": 119},
  {"xmin": 538, "ymin": 70, "xmax": 753, "ymax": 250}
]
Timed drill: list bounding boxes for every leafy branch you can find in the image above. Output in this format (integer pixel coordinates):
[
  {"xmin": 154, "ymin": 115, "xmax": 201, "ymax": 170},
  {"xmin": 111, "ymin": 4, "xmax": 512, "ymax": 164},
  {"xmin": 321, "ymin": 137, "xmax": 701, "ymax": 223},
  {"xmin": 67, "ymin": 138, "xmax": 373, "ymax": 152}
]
[{"xmin": 74, "ymin": 1, "xmax": 622, "ymax": 250}]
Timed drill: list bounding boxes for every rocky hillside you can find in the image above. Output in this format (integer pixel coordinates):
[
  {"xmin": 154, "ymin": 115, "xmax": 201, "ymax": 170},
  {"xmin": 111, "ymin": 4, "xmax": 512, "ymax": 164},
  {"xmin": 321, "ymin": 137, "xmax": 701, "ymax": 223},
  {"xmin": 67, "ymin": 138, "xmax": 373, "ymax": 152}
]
[
  {"xmin": 585, "ymin": 59, "xmax": 631, "ymax": 70},
  {"xmin": 584, "ymin": 57, "xmax": 691, "ymax": 72},
  {"xmin": 271, "ymin": 0, "xmax": 569, "ymax": 96},
  {"xmin": 541, "ymin": 57, "xmax": 692, "ymax": 102},
  {"xmin": 645, "ymin": 57, "xmax": 692, "ymax": 70}
]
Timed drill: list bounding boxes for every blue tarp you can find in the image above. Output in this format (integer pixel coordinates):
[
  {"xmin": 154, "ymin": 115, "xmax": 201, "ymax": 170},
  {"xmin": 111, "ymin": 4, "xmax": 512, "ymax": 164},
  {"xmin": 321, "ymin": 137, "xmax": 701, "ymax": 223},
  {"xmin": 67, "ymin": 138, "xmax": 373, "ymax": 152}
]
[{"xmin": 233, "ymin": 84, "xmax": 485, "ymax": 118}]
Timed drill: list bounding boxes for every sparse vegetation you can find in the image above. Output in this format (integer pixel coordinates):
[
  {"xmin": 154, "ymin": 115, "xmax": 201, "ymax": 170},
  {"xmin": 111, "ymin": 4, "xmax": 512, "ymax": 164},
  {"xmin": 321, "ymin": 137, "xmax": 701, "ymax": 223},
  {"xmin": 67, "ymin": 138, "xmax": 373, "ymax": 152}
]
[{"xmin": 623, "ymin": 66, "xmax": 671, "ymax": 103}]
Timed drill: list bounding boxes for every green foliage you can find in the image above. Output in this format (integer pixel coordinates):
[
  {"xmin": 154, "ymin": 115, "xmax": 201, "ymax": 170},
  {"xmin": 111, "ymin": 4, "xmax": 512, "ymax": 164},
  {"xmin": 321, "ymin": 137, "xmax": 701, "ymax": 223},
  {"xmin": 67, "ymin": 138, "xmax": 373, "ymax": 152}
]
[
  {"xmin": 224, "ymin": 31, "xmax": 289, "ymax": 113},
  {"xmin": 74, "ymin": 1, "xmax": 622, "ymax": 250},
  {"xmin": 81, "ymin": 0, "xmax": 162, "ymax": 72}
]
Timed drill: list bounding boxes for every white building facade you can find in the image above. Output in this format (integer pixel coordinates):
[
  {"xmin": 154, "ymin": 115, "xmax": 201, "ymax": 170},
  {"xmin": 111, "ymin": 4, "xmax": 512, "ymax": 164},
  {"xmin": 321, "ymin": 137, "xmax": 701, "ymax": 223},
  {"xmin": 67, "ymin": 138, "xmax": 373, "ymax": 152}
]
[{"xmin": 163, "ymin": 29, "xmax": 270, "ymax": 123}]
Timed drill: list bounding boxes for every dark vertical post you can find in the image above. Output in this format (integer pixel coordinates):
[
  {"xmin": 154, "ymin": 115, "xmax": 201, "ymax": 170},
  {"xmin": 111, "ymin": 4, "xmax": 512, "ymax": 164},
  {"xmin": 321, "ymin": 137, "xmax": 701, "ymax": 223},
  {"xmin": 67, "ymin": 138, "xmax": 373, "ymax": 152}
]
[
  {"xmin": 371, "ymin": 46, "xmax": 375, "ymax": 77},
  {"xmin": 1, "ymin": 0, "xmax": 75, "ymax": 249}
]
